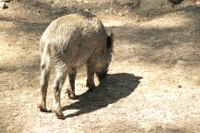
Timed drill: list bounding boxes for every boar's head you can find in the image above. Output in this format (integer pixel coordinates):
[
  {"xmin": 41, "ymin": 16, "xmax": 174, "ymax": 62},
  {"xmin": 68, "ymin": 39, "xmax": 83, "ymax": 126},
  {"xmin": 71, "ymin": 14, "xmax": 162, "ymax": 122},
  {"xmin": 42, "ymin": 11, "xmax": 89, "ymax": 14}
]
[{"xmin": 96, "ymin": 33, "xmax": 114, "ymax": 80}]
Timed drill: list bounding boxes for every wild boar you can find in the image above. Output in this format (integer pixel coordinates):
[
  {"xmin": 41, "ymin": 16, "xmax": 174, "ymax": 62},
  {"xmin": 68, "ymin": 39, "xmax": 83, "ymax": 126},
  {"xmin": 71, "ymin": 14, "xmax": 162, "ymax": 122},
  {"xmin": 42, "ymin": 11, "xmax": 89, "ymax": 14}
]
[{"xmin": 37, "ymin": 11, "xmax": 114, "ymax": 119}]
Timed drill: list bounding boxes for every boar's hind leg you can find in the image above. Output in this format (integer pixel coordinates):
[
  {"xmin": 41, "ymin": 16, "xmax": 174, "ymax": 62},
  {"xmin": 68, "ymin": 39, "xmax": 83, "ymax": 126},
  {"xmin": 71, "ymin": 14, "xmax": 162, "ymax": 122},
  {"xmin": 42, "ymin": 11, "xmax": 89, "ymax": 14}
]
[
  {"xmin": 67, "ymin": 67, "xmax": 77, "ymax": 99},
  {"xmin": 38, "ymin": 65, "xmax": 51, "ymax": 112},
  {"xmin": 52, "ymin": 63, "xmax": 68, "ymax": 119}
]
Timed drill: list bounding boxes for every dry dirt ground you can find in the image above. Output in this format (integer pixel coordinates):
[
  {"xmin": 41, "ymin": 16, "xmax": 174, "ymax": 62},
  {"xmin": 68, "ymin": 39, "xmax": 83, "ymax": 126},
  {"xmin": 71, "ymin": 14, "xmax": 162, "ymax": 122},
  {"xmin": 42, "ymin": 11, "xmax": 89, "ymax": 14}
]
[{"xmin": 1, "ymin": 0, "xmax": 200, "ymax": 132}]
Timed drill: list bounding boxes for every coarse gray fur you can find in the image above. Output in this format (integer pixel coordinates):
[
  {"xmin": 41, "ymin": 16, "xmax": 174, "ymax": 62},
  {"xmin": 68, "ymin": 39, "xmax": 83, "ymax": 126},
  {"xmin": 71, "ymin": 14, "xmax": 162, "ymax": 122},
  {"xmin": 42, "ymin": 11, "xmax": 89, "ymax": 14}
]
[{"xmin": 37, "ymin": 11, "xmax": 114, "ymax": 119}]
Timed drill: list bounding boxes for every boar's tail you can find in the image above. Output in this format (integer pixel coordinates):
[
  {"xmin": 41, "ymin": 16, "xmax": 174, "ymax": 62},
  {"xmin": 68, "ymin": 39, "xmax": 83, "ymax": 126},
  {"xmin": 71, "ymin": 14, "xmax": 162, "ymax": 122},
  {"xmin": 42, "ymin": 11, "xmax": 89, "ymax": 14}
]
[{"xmin": 40, "ymin": 44, "xmax": 51, "ymax": 71}]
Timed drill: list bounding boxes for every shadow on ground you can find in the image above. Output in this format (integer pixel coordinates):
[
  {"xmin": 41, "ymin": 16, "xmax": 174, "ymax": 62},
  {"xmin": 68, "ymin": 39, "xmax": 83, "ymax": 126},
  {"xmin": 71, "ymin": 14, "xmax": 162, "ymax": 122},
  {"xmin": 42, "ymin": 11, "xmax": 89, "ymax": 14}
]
[{"xmin": 61, "ymin": 73, "xmax": 142, "ymax": 119}]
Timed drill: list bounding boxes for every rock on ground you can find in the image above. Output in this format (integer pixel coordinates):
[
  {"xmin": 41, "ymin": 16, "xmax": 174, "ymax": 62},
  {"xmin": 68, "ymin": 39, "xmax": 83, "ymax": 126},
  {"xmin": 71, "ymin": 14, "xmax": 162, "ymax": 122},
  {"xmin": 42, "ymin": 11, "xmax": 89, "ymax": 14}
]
[
  {"xmin": 116, "ymin": 0, "xmax": 140, "ymax": 7},
  {"xmin": 0, "ymin": 2, "xmax": 6, "ymax": 9},
  {"xmin": 140, "ymin": 0, "xmax": 172, "ymax": 10}
]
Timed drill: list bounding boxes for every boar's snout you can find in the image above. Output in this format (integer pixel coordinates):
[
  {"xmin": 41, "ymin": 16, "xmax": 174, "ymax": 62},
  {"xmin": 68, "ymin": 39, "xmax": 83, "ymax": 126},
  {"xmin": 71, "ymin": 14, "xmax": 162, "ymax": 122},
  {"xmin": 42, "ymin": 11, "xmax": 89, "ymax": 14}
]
[{"xmin": 96, "ymin": 33, "xmax": 114, "ymax": 81}]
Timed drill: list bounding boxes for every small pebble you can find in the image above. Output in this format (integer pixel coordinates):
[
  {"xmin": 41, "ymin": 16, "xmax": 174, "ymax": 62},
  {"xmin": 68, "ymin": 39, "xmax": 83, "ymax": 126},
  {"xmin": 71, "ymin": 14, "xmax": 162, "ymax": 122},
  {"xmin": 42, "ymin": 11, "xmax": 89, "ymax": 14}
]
[
  {"xmin": 83, "ymin": 0, "xmax": 88, "ymax": 3},
  {"xmin": 84, "ymin": 9, "xmax": 89, "ymax": 12},
  {"xmin": 119, "ymin": 12, "xmax": 124, "ymax": 16},
  {"xmin": 0, "ymin": 2, "xmax": 6, "ymax": 9},
  {"xmin": 184, "ymin": 3, "xmax": 190, "ymax": 8},
  {"xmin": 105, "ymin": 10, "xmax": 109, "ymax": 13},
  {"xmin": 13, "ymin": 113, "xmax": 17, "ymax": 117},
  {"xmin": 76, "ymin": 0, "xmax": 83, "ymax": 2}
]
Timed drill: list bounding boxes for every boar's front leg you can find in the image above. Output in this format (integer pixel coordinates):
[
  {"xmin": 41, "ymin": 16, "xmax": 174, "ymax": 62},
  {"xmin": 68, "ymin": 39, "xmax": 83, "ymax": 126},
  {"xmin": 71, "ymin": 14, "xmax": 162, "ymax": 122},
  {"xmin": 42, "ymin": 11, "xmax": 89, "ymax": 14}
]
[
  {"xmin": 86, "ymin": 65, "xmax": 95, "ymax": 91},
  {"xmin": 67, "ymin": 67, "xmax": 77, "ymax": 99},
  {"xmin": 86, "ymin": 55, "xmax": 98, "ymax": 91}
]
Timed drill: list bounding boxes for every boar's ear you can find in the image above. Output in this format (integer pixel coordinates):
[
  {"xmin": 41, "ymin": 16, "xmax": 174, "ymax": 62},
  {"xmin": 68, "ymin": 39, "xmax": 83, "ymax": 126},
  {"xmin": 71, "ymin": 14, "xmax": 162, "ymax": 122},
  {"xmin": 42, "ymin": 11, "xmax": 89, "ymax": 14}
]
[{"xmin": 107, "ymin": 33, "xmax": 114, "ymax": 49}]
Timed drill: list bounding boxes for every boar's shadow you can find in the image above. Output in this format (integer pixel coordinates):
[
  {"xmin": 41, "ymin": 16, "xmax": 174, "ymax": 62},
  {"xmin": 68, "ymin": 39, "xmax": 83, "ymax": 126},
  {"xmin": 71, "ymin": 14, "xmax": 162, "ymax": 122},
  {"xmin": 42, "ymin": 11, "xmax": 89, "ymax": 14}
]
[{"xmin": 62, "ymin": 73, "xmax": 142, "ymax": 119}]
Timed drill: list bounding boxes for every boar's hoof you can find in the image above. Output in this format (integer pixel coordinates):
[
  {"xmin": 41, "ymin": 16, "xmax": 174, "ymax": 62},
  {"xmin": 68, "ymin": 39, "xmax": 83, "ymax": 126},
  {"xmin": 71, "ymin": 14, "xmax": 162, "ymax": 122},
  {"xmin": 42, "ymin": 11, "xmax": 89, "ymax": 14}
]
[
  {"xmin": 55, "ymin": 111, "xmax": 64, "ymax": 119},
  {"xmin": 87, "ymin": 82, "xmax": 95, "ymax": 91},
  {"xmin": 53, "ymin": 108, "xmax": 64, "ymax": 119},
  {"xmin": 96, "ymin": 70, "xmax": 108, "ymax": 81},
  {"xmin": 37, "ymin": 104, "xmax": 47, "ymax": 112},
  {"xmin": 68, "ymin": 92, "xmax": 76, "ymax": 99}
]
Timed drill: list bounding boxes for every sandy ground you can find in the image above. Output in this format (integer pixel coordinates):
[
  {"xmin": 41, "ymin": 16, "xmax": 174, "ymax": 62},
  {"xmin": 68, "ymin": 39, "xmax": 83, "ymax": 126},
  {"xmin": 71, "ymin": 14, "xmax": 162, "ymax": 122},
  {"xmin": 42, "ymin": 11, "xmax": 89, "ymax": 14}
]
[{"xmin": 1, "ymin": 0, "xmax": 200, "ymax": 132}]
